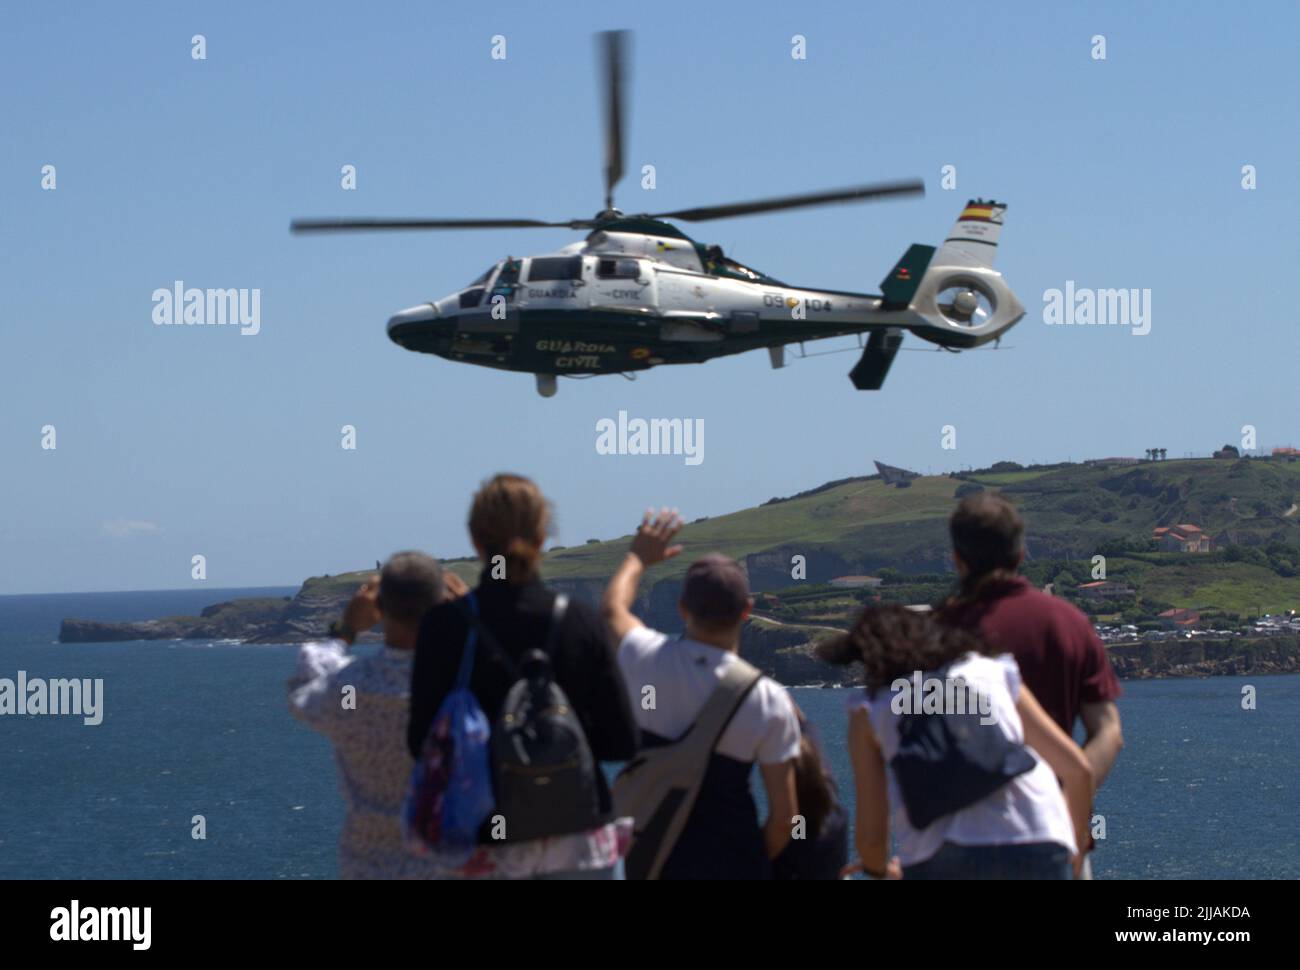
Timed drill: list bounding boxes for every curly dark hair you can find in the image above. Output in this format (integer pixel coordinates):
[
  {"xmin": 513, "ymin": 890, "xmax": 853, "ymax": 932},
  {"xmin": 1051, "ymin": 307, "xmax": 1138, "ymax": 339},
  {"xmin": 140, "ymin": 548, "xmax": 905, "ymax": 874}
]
[{"xmin": 815, "ymin": 604, "xmax": 998, "ymax": 693}]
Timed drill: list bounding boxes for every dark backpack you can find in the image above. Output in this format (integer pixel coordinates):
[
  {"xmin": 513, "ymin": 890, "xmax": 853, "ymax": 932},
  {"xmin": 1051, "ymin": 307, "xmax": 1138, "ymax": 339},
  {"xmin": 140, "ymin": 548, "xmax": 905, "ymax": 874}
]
[
  {"xmin": 460, "ymin": 593, "xmax": 605, "ymax": 842},
  {"xmin": 889, "ymin": 669, "xmax": 1037, "ymax": 830}
]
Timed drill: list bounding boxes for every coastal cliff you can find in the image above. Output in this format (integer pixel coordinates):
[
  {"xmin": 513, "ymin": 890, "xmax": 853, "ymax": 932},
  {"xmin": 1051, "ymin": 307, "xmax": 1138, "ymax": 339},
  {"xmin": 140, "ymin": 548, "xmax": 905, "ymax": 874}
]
[
  {"xmin": 56, "ymin": 575, "xmax": 1300, "ymax": 683},
  {"xmin": 1107, "ymin": 635, "xmax": 1300, "ymax": 678}
]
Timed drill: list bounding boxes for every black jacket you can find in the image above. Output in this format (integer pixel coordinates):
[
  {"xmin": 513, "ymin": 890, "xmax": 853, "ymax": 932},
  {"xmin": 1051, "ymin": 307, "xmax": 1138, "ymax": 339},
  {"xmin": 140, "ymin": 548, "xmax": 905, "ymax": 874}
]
[{"xmin": 407, "ymin": 571, "xmax": 638, "ymax": 839}]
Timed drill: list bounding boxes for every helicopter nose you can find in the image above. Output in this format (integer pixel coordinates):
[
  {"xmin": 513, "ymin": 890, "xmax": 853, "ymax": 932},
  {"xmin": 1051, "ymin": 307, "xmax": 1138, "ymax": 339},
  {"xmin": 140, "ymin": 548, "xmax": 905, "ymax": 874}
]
[
  {"xmin": 384, "ymin": 304, "xmax": 441, "ymax": 345},
  {"xmin": 386, "ymin": 302, "xmax": 440, "ymax": 335}
]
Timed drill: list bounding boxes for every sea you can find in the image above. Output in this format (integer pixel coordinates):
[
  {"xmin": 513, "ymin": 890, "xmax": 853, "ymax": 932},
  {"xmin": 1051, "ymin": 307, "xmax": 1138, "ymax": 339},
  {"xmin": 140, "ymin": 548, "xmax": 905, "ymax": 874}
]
[{"xmin": 1, "ymin": 588, "xmax": 1296, "ymax": 880}]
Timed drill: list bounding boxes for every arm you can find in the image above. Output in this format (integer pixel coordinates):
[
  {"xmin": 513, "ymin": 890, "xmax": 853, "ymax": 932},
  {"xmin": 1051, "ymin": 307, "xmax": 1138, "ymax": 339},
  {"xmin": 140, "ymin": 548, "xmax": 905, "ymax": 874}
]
[
  {"xmin": 286, "ymin": 639, "xmax": 354, "ymax": 737},
  {"xmin": 1017, "ymin": 685, "xmax": 1095, "ymax": 874},
  {"xmin": 1070, "ymin": 611, "xmax": 1124, "ymax": 788},
  {"xmin": 1079, "ymin": 700, "xmax": 1124, "ymax": 787},
  {"xmin": 843, "ymin": 706, "xmax": 897, "ymax": 878},
  {"xmin": 603, "ymin": 554, "xmax": 647, "ymax": 643},
  {"xmin": 601, "ymin": 508, "xmax": 684, "ymax": 642},
  {"xmin": 287, "ymin": 578, "xmax": 380, "ymax": 736},
  {"xmin": 759, "ymin": 759, "xmax": 798, "ymax": 859}
]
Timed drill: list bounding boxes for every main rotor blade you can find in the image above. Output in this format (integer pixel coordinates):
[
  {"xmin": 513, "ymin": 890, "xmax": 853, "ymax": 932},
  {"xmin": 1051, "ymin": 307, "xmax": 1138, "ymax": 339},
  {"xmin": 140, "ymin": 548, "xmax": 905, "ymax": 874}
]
[
  {"xmin": 599, "ymin": 30, "xmax": 628, "ymax": 211},
  {"xmin": 649, "ymin": 179, "xmax": 925, "ymax": 223},
  {"xmin": 290, "ymin": 218, "xmax": 574, "ymax": 233}
]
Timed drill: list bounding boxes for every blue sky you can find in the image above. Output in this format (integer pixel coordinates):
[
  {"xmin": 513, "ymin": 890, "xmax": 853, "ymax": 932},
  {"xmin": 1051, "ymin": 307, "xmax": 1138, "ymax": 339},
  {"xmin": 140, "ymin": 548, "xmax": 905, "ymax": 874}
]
[{"xmin": 3, "ymin": 0, "xmax": 1297, "ymax": 594}]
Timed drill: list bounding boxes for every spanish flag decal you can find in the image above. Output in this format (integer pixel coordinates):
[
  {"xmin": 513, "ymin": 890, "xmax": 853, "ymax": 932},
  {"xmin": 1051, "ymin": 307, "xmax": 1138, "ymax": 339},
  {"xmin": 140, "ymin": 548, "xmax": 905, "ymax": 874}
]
[{"xmin": 961, "ymin": 204, "xmax": 996, "ymax": 222}]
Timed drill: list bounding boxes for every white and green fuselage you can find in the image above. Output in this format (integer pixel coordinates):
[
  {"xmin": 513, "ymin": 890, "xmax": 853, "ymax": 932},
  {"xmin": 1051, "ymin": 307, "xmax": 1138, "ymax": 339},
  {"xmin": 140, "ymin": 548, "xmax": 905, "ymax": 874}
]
[{"xmin": 386, "ymin": 201, "xmax": 1025, "ymax": 395}]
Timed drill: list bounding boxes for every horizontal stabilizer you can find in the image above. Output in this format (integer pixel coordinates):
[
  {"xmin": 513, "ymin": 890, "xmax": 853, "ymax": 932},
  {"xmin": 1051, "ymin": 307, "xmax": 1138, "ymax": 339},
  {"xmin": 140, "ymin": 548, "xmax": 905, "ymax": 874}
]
[{"xmin": 848, "ymin": 328, "xmax": 904, "ymax": 390}]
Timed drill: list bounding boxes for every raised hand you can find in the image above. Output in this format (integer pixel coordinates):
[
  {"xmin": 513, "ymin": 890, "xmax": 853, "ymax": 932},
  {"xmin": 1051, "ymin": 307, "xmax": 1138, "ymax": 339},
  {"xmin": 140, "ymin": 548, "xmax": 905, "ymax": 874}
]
[{"xmin": 629, "ymin": 507, "xmax": 685, "ymax": 567}]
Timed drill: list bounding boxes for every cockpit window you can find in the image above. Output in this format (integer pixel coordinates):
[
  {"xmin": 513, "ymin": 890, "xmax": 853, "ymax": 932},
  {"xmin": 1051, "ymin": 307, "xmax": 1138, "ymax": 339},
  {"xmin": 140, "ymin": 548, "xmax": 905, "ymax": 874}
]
[
  {"xmin": 719, "ymin": 257, "xmax": 765, "ymax": 282},
  {"xmin": 698, "ymin": 244, "xmax": 784, "ymax": 285},
  {"xmin": 528, "ymin": 256, "xmax": 583, "ymax": 281}
]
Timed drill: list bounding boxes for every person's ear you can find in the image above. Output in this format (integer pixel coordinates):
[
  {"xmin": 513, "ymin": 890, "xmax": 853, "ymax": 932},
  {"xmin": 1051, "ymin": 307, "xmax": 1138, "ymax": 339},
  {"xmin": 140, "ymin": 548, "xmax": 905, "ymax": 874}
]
[{"xmin": 677, "ymin": 601, "xmax": 690, "ymax": 624}]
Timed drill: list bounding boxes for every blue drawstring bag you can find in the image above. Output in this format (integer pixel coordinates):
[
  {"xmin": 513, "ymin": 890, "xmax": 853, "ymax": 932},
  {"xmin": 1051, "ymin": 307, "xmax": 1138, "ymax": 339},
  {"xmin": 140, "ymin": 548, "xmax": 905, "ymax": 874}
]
[{"xmin": 403, "ymin": 593, "xmax": 495, "ymax": 857}]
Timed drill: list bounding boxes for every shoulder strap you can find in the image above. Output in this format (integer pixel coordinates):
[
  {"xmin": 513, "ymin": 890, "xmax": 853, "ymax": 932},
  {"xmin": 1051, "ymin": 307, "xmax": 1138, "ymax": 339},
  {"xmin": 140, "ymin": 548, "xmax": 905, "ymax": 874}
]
[
  {"xmin": 455, "ymin": 593, "xmax": 519, "ymax": 681},
  {"xmin": 693, "ymin": 657, "xmax": 764, "ymax": 754},
  {"xmin": 620, "ymin": 656, "xmax": 764, "ymax": 880},
  {"xmin": 453, "ymin": 592, "xmax": 481, "ymax": 690},
  {"xmin": 539, "ymin": 593, "xmax": 569, "ymax": 658},
  {"xmin": 454, "ymin": 590, "xmax": 570, "ymax": 680}
]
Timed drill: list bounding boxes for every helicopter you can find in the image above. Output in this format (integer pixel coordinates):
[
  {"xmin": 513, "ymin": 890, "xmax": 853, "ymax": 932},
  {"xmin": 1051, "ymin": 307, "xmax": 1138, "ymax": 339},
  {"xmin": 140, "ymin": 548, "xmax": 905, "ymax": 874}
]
[{"xmin": 292, "ymin": 31, "xmax": 1026, "ymax": 397}]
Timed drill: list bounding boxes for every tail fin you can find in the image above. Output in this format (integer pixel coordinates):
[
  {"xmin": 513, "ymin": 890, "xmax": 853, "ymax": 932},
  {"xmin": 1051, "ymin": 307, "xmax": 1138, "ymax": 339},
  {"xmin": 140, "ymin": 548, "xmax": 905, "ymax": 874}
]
[{"xmin": 937, "ymin": 199, "xmax": 1006, "ymax": 267}]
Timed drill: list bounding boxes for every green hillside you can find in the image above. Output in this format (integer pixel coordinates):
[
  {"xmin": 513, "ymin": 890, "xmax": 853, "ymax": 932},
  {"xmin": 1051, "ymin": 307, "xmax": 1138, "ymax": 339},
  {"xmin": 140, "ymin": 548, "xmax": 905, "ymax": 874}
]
[{"xmin": 314, "ymin": 457, "xmax": 1300, "ymax": 620}]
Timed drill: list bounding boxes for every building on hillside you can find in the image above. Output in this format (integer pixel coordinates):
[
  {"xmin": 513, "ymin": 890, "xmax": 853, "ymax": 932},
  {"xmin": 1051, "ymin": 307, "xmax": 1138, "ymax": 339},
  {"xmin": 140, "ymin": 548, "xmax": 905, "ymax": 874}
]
[
  {"xmin": 874, "ymin": 460, "xmax": 920, "ymax": 487},
  {"xmin": 1272, "ymin": 447, "xmax": 1300, "ymax": 461},
  {"xmin": 1158, "ymin": 607, "xmax": 1201, "ymax": 629},
  {"xmin": 829, "ymin": 575, "xmax": 884, "ymax": 589},
  {"xmin": 1153, "ymin": 524, "xmax": 1212, "ymax": 553},
  {"xmin": 1076, "ymin": 580, "xmax": 1135, "ymax": 602}
]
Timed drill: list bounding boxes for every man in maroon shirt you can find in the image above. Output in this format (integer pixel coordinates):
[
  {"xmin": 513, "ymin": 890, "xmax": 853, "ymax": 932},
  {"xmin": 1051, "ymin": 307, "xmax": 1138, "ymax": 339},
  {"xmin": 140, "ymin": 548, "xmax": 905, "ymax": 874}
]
[{"xmin": 938, "ymin": 492, "xmax": 1124, "ymax": 876}]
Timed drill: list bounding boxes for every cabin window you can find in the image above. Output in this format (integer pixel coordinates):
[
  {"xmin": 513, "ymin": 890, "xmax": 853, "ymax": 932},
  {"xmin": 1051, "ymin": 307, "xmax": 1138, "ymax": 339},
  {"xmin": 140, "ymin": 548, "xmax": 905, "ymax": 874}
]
[
  {"xmin": 597, "ymin": 257, "xmax": 641, "ymax": 279},
  {"xmin": 459, "ymin": 287, "xmax": 485, "ymax": 309},
  {"xmin": 528, "ymin": 256, "xmax": 583, "ymax": 281}
]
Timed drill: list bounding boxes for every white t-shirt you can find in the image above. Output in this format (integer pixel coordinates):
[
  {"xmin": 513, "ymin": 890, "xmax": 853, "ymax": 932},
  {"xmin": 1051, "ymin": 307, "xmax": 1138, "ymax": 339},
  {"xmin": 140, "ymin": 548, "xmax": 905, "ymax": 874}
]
[
  {"xmin": 849, "ymin": 652, "xmax": 1077, "ymax": 867},
  {"xmin": 618, "ymin": 626, "xmax": 801, "ymax": 765}
]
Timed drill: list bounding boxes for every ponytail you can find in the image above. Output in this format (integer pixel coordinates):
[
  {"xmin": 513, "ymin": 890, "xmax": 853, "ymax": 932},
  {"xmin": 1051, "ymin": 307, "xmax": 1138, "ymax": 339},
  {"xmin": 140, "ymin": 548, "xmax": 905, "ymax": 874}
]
[{"xmin": 468, "ymin": 474, "xmax": 551, "ymax": 584}]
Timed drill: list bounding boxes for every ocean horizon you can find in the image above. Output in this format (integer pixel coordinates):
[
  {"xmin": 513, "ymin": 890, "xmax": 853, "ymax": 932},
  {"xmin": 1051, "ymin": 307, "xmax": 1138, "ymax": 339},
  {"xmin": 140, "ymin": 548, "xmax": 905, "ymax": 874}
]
[{"xmin": 2, "ymin": 587, "xmax": 1296, "ymax": 880}]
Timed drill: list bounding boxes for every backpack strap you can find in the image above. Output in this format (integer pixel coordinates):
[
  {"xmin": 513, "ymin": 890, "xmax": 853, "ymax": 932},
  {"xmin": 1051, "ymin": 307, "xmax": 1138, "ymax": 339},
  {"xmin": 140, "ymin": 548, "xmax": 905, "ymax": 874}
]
[
  {"xmin": 692, "ymin": 657, "xmax": 764, "ymax": 755},
  {"xmin": 453, "ymin": 592, "xmax": 480, "ymax": 690},
  {"xmin": 625, "ymin": 655, "xmax": 764, "ymax": 880},
  {"xmin": 538, "ymin": 594, "xmax": 569, "ymax": 658},
  {"xmin": 453, "ymin": 590, "xmax": 570, "ymax": 680}
]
